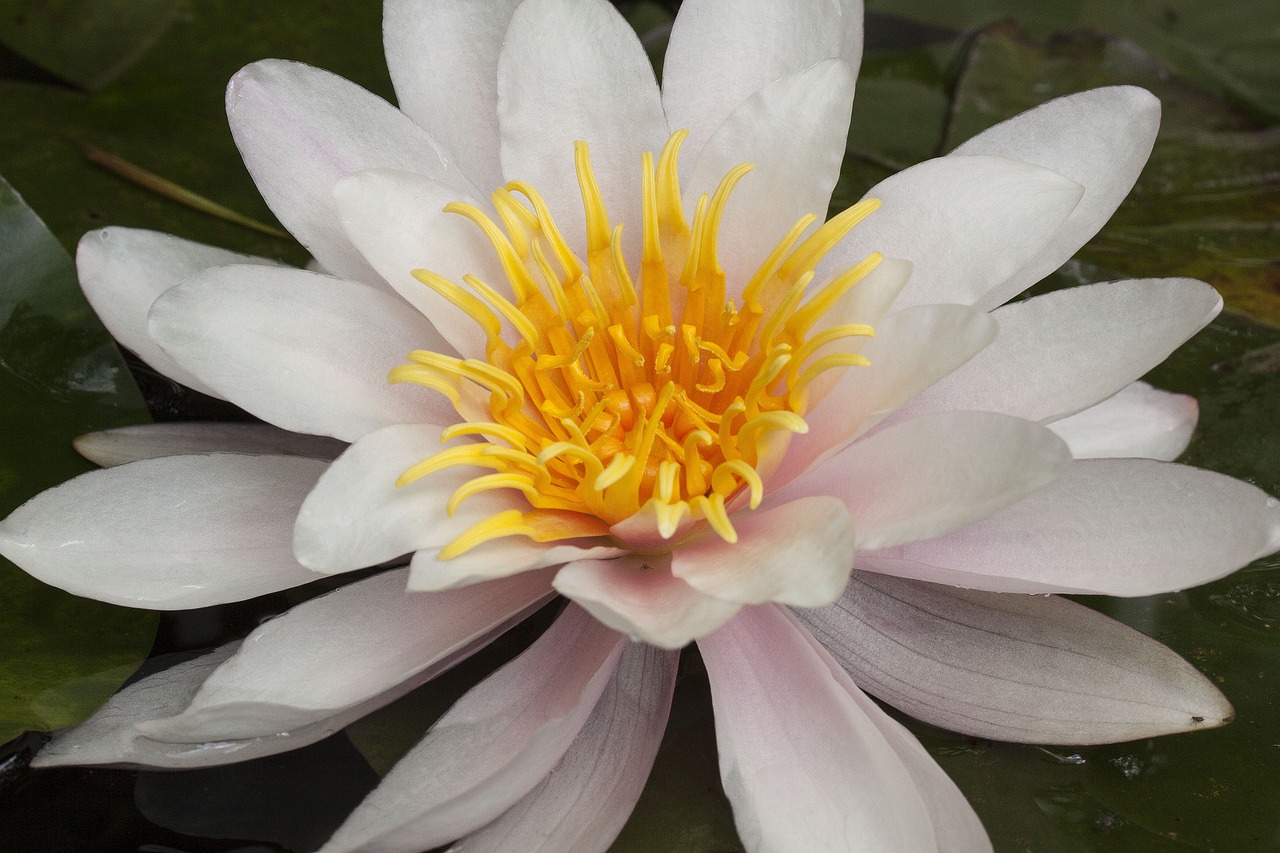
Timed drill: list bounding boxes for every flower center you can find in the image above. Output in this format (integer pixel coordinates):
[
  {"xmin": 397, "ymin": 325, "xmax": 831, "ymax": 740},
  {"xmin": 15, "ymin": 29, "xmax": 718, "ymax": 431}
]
[{"xmin": 393, "ymin": 131, "xmax": 880, "ymax": 559}]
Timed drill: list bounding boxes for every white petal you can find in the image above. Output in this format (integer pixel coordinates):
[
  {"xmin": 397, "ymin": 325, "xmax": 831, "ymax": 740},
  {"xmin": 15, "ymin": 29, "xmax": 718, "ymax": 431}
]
[
  {"xmin": 553, "ymin": 554, "xmax": 740, "ymax": 649},
  {"xmin": 782, "ymin": 303, "xmax": 998, "ymax": 483},
  {"xmin": 449, "ymin": 642, "xmax": 678, "ymax": 853},
  {"xmin": 684, "ymin": 59, "xmax": 854, "ymax": 295},
  {"xmin": 771, "ymin": 411, "xmax": 1070, "ymax": 550},
  {"xmin": 497, "ymin": 0, "xmax": 668, "ymax": 256},
  {"xmin": 226, "ymin": 59, "xmax": 476, "ymax": 285},
  {"xmin": 892, "ymin": 278, "xmax": 1222, "ymax": 425},
  {"xmin": 383, "ymin": 0, "xmax": 524, "ymax": 192},
  {"xmin": 319, "ymin": 604, "xmax": 624, "ymax": 853},
  {"xmin": 698, "ymin": 604, "xmax": 937, "ymax": 853},
  {"xmin": 889, "ymin": 458, "xmax": 1280, "ymax": 596},
  {"xmin": 1048, "ymin": 381, "xmax": 1198, "ymax": 460},
  {"xmin": 138, "ymin": 568, "xmax": 556, "ymax": 743},
  {"xmin": 951, "ymin": 86, "xmax": 1162, "ymax": 308},
  {"xmin": 74, "ymin": 422, "xmax": 345, "ymax": 467},
  {"xmin": 816, "ymin": 155, "xmax": 1083, "ymax": 312},
  {"xmin": 76, "ymin": 227, "xmax": 280, "ymax": 397},
  {"xmin": 335, "ymin": 169, "xmax": 507, "ymax": 360},
  {"xmin": 148, "ymin": 265, "xmax": 456, "ymax": 442},
  {"xmin": 0, "ymin": 454, "xmax": 326, "ymax": 609},
  {"xmin": 293, "ymin": 424, "xmax": 521, "ymax": 575},
  {"xmin": 800, "ymin": 571, "xmax": 1234, "ymax": 744},
  {"xmin": 409, "ymin": 540, "xmax": 624, "ymax": 593},
  {"xmin": 671, "ymin": 497, "xmax": 855, "ymax": 607},
  {"xmin": 662, "ymin": 0, "xmax": 863, "ymax": 167}
]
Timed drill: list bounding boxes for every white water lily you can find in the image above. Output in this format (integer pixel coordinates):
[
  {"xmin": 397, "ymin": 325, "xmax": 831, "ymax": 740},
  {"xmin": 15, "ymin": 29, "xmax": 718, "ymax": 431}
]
[{"xmin": 2, "ymin": 0, "xmax": 1279, "ymax": 850}]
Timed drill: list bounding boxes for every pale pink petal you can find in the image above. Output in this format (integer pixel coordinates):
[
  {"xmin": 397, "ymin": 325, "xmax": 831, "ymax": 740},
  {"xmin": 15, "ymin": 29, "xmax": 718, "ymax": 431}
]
[
  {"xmin": 450, "ymin": 643, "xmax": 678, "ymax": 853},
  {"xmin": 698, "ymin": 604, "xmax": 937, "ymax": 852},
  {"xmin": 319, "ymin": 604, "xmax": 624, "ymax": 853},
  {"xmin": 799, "ymin": 572, "xmax": 1234, "ymax": 744},
  {"xmin": 888, "ymin": 458, "xmax": 1280, "ymax": 596},
  {"xmin": 684, "ymin": 59, "xmax": 854, "ymax": 294},
  {"xmin": 383, "ymin": 0, "xmax": 524, "ymax": 192},
  {"xmin": 771, "ymin": 412, "xmax": 1070, "ymax": 550},
  {"xmin": 147, "ymin": 265, "xmax": 456, "ymax": 442},
  {"xmin": 137, "ymin": 568, "xmax": 556, "ymax": 743},
  {"xmin": 1048, "ymin": 381, "xmax": 1198, "ymax": 461},
  {"xmin": 409, "ymin": 540, "xmax": 624, "ymax": 593},
  {"xmin": 74, "ymin": 422, "xmax": 345, "ymax": 467},
  {"xmin": 497, "ymin": 0, "xmax": 668, "ymax": 256},
  {"xmin": 76, "ymin": 227, "xmax": 280, "ymax": 397},
  {"xmin": 226, "ymin": 59, "xmax": 476, "ymax": 286},
  {"xmin": 553, "ymin": 554, "xmax": 740, "ymax": 649},
  {"xmin": 951, "ymin": 86, "xmax": 1162, "ymax": 309},
  {"xmin": 662, "ymin": 0, "xmax": 863, "ymax": 168},
  {"xmin": 892, "ymin": 278, "xmax": 1222, "ymax": 426},
  {"xmin": 0, "ymin": 454, "xmax": 326, "ymax": 609},
  {"xmin": 816, "ymin": 155, "xmax": 1083, "ymax": 312},
  {"xmin": 671, "ymin": 497, "xmax": 855, "ymax": 607}
]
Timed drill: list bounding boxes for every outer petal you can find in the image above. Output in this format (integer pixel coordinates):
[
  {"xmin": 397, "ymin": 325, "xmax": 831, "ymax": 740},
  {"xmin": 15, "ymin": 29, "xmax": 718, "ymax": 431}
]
[
  {"xmin": 816, "ymin": 155, "xmax": 1083, "ymax": 312},
  {"xmin": 951, "ymin": 86, "xmax": 1162, "ymax": 309},
  {"xmin": 892, "ymin": 279, "xmax": 1222, "ymax": 426},
  {"xmin": 1048, "ymin": 381, "xmax": 1198, "ymax": 461},
  {"xmin": 683, "ymin": 59, "xmax": 854, "ymax": 293},
  {"xmin": 0, "ymin": 454, "xmax": 326, "ymax": 609},
  {"xmin": 662, "ymin": 0, "xmax": 863, "ymax": 167},
  {"xmin": 74, "ymin": 422, "xmax": 345, "ymax": 467},
  {"xmin": 449, "ymin": 642, "xmax": 678, "ymax": 853},
  {"xmin": 888, "ymin": 458, "xmax": 1280, "ymax": 596},
  {"xmin": 497, "ymin": 0, "xmax": 668, "ymax": 256},
  {"xmin": 671, "ymin": 497, "xmax": 856, "ymax": 607},
  {"xmin": 148, "ymin": 265, "xmax": 456, "ymax": 442},
  {"xmin": 698, "ymin": 604, "xmax": 937, "ymax": 853},
  {"xmin": 319, "ymin": 604, "xmax": 624, "ymax": 853},
  {"xmin": 226, "ymin": 59, "xmax": 476, "ymax": 285},
  {"xmin": 553, "ymin": 554, "xmax": 740, "ymax": 649},
  {"xmin": 799, "ymin": 572, "xmax": 1234, "ymax": 743},
  {"xmin": 76, "ymin": 227, "xmax": 280, "ymax": 397},
  {"xmin": 771, "ymin": 411, "xmax": 1071, "ymax": 550},
  {"xmin": 383, "ymin": 0, "xmax": 524, "ymax": 192},
  {"xmin": 137, "ymin": 568, "xmax": 556, "ymax": 743},
  {"xmin": 335, "ymin": 169, "xmax": 507, "ymax": 360}
]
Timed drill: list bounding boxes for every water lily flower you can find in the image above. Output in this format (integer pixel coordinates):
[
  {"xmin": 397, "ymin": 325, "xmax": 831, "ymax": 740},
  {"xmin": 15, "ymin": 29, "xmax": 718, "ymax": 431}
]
[{"xmin": 3, "ymin": 0, "xmax": 1279, "ymax": 850}]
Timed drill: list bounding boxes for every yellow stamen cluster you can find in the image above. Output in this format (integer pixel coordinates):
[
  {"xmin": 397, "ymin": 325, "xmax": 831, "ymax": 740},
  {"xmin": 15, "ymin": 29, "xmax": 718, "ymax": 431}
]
[{"xmin": 393, "ymin": 131, "xmax": 880, "ymax": 558}]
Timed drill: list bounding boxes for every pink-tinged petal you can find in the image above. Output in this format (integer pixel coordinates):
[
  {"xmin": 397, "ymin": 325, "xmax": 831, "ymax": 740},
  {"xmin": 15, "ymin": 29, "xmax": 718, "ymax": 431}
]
[
  {"xmin": 554, "ymin": 554, "xmax": 740, "ymax": 649},
  {"xmin": 293, "ymin": 424, "xmax": 522, "ymax": 575},
  {"xmin": 226, "ymin": 59, "xmax": 476, "ymax": 286},
  {"xmin": 409, "ymin": 540, "xmax": 624, "ymax": 593},
  {"xmin": 662, "ymin": 0, "xmax": 863, "ymax": 168},
  {"xmin": 497, "ymin": 0, "xmax": 668, "ymax": 256},
  {"xmin": 892, "ymin": 279, "xmax": 1222, "ymax": 426},
  {"xmin": 608, "ymin": 499, "xmax": 699, "ymax": 551},
  {"xmin": 0, "ymin": 454, "xmax": 326, "ymax": 609},
  {"xmin": 450, "ymin": 642, "xmax": 678, "ymax": 853},
  {"xmin": 772, "ymin": 412, "xmax": 1070, "ymax": 550},
  {"xmin": 147, "ymin": 265, "xmax": 456, "ymax": 442},
  {"xmin": 698, "ymin": 604, "xmax": 937, "ymax": 852},
  {"xmin": 890, "ymin": 458, "xmax": 1280, "ymax": 596},
  {"xmin": 74, "ymin": 422, "xmax": 345, "ymax": 468},
  {"xmin": 1048, "ymin": 381, "xmax": 1198, "ymax": 461},
  {"xmin": 799, "ymin": 572, "xmax": 1234, "ymax": 744},
  {"xmin": 791, "ymin": 616, "xmax": 992, "ymax": 851},
  {"xmin": 684, "ymin": 59, "xmax": 854, "ymax": 294},
  {"xmin": 383, "ymin": 0, "xmax": 523, "ymax": 192},
  {"xmin": 782, "ymin": 303, "xmax": 998, "ymax": 483},
  {"xmin": 852, "ymin": 554, "xmax": 1066, "ymax": 594},
  {"xmin": 951, "ymin": 86, "xmax": 1162, "ymax": 309},
  {"xmin": 76, "ymin": 227, "xmax": 280, "ymax": 397},
  {"xmin": 816, "ymin": 155, "xmax": 1082, "ymax": 312},
  {"xmin": 138, "ymin": 568, "xmax": 556, "ymax": 743},
  {"xmin": 319, "ymin": 604, "xmax": 624, "ymax": 853},
  {"xmin": 671, "ymin": 497, "xmax": 855, "ymax": 607},
  {"xmin": 335, "ymin": 169, "xmax": 507, "ymax": 360}
]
